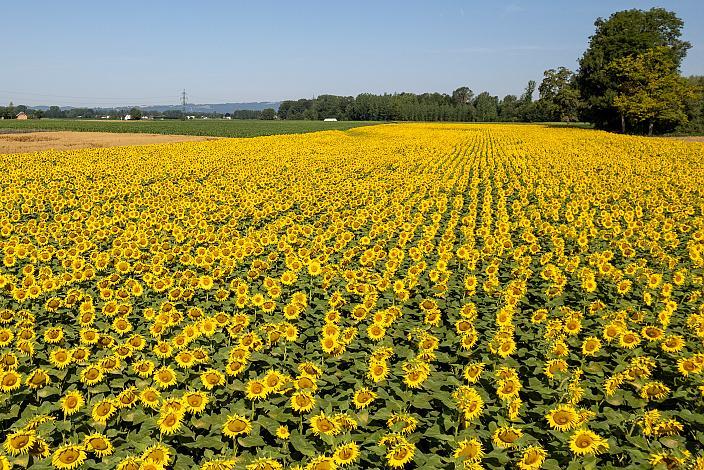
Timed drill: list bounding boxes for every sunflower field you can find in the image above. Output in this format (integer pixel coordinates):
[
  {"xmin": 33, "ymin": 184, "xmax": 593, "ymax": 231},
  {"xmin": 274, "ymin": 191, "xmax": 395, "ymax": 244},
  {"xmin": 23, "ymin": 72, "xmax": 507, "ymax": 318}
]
[{"xmin": 1, "ymin": 123, "xmax": 704, "ymax": 470}]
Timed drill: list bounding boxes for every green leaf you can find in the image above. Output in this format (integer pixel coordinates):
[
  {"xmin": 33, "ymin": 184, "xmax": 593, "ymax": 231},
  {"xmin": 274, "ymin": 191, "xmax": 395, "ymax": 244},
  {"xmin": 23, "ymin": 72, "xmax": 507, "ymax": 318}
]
[{"xmin": 289, "ymin": 431, "xmax": 316, "ymax": 456}]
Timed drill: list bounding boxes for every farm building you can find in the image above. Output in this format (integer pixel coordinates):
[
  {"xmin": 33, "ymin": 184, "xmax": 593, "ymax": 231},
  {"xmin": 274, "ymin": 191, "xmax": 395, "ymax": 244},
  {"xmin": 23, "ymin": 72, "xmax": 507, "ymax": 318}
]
[
  {"xmin": 323, "ymin": 118, "xmax": 338, "ymax": 122},
  {"xmin": 16, "ymin": 112, "xmax": 28, "ymax": 120}
]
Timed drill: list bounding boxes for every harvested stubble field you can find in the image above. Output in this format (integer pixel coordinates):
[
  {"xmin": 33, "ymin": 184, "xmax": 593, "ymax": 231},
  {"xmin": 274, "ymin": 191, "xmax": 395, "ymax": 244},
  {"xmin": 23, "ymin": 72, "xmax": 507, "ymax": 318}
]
[
  {"xmin": 0, "ymin": 123, "xmax": 704, "ymax": 470},
  {"xmin": 0, "ymin": 132, "xmax": 217, "ymax": 155}
]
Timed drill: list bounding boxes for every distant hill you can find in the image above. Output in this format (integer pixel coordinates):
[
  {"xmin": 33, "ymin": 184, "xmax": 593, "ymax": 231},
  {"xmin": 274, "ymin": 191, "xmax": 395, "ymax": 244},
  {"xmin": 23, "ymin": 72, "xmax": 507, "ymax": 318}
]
[
  {"xmin": 140, "ymin": 102, "xmax": 280, "ymax": 113},
  {"xmin": 29, "ymin": 102, "xmax": 280, "ymax": 113}
]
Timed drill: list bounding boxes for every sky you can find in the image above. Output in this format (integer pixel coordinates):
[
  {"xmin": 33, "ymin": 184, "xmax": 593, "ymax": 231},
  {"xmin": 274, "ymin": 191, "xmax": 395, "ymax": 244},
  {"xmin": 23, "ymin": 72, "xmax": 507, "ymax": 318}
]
[{"xmin": 2, "ymin": 1, "xmax": 703, "ymax": 107}]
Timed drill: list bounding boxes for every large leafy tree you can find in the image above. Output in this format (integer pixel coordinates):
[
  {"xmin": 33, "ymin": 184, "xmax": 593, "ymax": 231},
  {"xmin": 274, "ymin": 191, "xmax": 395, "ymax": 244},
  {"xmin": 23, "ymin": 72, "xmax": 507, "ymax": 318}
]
[
  {"xmin": 473, "ymin": 92, "xmax": 499, "ymax": 122},
  {"xmin": 538, "ymin": 67, "xmax": 581, "ymax": 122},
  {"xmin": 451, "ymin": 87, "xmax": 474, "ymax": 105},
  {"xmin": 608, "ymin": 47, "xmax": 694, "ymax": 135},
  {"xmin": 576, "ymin": 8, "xmax": 690, "ymax": 130}
]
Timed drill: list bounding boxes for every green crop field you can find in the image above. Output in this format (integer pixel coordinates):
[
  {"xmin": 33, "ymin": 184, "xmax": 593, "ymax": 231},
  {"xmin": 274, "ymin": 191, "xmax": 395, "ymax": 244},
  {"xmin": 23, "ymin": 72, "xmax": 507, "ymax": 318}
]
[{"xmin": 0, "ymin": 119, "xmax": 377, "ymax": 138}]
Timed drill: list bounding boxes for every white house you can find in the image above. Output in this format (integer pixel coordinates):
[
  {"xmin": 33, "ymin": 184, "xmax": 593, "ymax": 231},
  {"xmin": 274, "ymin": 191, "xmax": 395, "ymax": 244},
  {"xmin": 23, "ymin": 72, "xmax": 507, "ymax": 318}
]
[
  {"xmin": 124, "ymin": 114, "xmax": 132, "ymax": 120},
  {"xmin": 323, "ymin": 118, "xmax": 338, "ymax": 122}
]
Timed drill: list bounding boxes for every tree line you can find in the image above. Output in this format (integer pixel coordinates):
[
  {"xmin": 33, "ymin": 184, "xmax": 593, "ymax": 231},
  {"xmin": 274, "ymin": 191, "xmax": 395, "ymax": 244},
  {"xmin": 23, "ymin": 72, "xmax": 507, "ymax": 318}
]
[
  {"xmin": 0, "ymin": 105, "xmax": 278, "ymax": 121},
  {"xmin": 278, "ymin": 8, "xmax": 702, "ymax": 135},
  {"xmin": 278, "ymin": 84, "xmax": 544, "ymax": 123}
]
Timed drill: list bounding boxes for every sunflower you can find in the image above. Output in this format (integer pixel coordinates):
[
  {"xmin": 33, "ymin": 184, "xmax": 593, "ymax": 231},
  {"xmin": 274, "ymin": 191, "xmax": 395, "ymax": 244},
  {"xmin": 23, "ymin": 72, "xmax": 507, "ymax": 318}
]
[
  {"xmin": 84, "ymin": 433, "xmax": 114, "ymax": 457},
  {"xmin": 51, "ymin": 444, "xmax": 87, "ymax": 469},
  {"xmin": 153, "ymin": 341, "xmax": 173, "ymax": 359},
  {"xmin": 496, "ymin": 378, "xmax": 521, "ymax": 401},
  {"xmin": 581, "ymin": 337, "xmax": 601, "ymax": 356},
  {"xmin": 133, "ymin": 359, "xmax": 155, "ymax": 378},
  {"xmin": 310, "ymin": 413, "xmax": 341, "ymax": 436},
  {"xmin": 352, "ymin": 388, "xmax": 377, "ymax": 409},
  {"xmin": 276, "ymin": 425, "xmax": 290, "ymax": 439},
  {"xmin": 247, "ymin": 458, "xmax": 283, "ymax": 470},
  {"xmin": 80, "ymin": 365, "xmax": 104, "ymax": 386},
  {"xmin": 545, "ymin": 404, "xmax": 579, "ymax": 431},
  {"xmin": 245, "ymin": 379, "xmax": 269, "ymax": 400},
  {"xmin": 25, "ymin": 369, "xmax": 50, "ymax": 389},
  {"xmin": 50, "ymin": 348, "xmax": 73, "ymax": 369},
  {"xmin": 661, "ymin": 335, "xmax": 685, "ymax": 353},
  {"xmin": 387, "ymin": 413, "xmax": 417, "ymax": 434},
  {"xmin": 200, "ymin": 369, "xmax": 225, "ymax": 390},
  {"xmin": 569, "ymin": 429, "xmax": 609, "ymax": 456},
  {"xmin": 201, "ymin": 458, "xmax": 238, "ymax": 470},
  {"xmin": 182, "ymin": 391, "xmax": 209, "ymax": 414},
  {"xmin": 92, "ymin": 399, "xmax": 117, "ymax": 425},
  {"xmin": 641, "ymin": 325, "xmax": 664, "ymax": 342},
  {"xmin": 678, "ymin": 357, "xmax": 702, "ymax": 377},
  {"xmin": 640, "ymin": 381, "xmax": 670, "ymax": 401},
  {"xmin": 368, "ymin": 361, "xmax": 389, "ymax": 383},
  {"xmin": 71, "ymin": 347, "xmax": 90, "ymax": 363},
  {"xmin": 321, "ymin": 336, "xmax": 339, "ymax": 354},
  {"xmin": 305, "ymin": 455, "xmax": 337, "ymax": 470},
  {"xmin": 222, "ymin": 414, "xmax": 252, "ymax": 438},
  {"xmin": 295, "ymin": 375, "xmax": 318, "ymax": 392},
  {"xmin": 308, "ymin": 261, "xmax": 322, "ymax": 276},
  {"xmin": 517, "ymin": 445, "xmax": 547, "ymax": 470},
  {"xmin": 291, "ymin": 391, "xmax": 316, "ymax": 413},
  {"xmin": 264, "ymin": 370, "xmax": 284, "ymax": 392},
  {"xmin": 4, "ymin": 430, "xmax": 36, "ymax": 456},
  {"xmin": 61, "ymin": 390, "xmax": 85, "ymax": 416},
  {"xmin": 139, "ymin": 387, "xmax": 162, "ymax": 409},
  {"xmin": 453, "ymin": 438, "xmax": 484, "ymax": 461},
  {"xmin": 492, "ymin": 425, "xmax": 523, "ymax": 448},
  {"xmin": 114, "ymin": 387, "xmax": 138, "ymax": 409},
  {"xmin": 367, "ymin": 324, "xmax": 386, "ymax": 341},
  {"xmin": 386, "ymin": 442, "xmax": 415, "ymax": 468},
  {"xmin": 225, "ymin": 360, "xmax": 247, "ymax": 377},
  {"xmin": 616, "ymin": 279, "xmax": 632, "ymax": 295},
  {"xmin": 153, "ymin": 366, "xmax": 178, "ymax": 389},
  {"xmin": 453, "ymin": 386, "xmax": 484, "ymax": 422},
  {"xmin": 43, "ymin": 326, "xmax": 64, "ymax": 344},
  {"xmin": 116, "ymin": 456, "xmax": 142, "ymax": 470},
  {"xmin": 28, "ymin": 436, "xmax": 50, "ymax": 458},
  {"xmin": 140, "ymin": 458, "xmax": 165, "ymax": 470},
  {"xmin": 463, "ymin": 363, "xmax": 485, "ymax": 383},
  {"xmin": 283, "ymin": 324, "xmax": 299, "ymax": 342},
  {"xmin": 618, "ymin": 331, "xmax": 641, "ymax": 349},
  {"xmin": 141, "ymin": 444, "xmax": 172, "ymax": 466},
  {"xmin": 162, "ymin": 397, "xmax": 186, "ymax": 414},
  {"xmin": 602, "ymin": 323, "xmax": 623, "ymax": 342},
  {"xmin": 0, "ymin": 370, "xmax": 22, "ymax": 393},
  {"xmin": 496, "ymin": 339, "xmax": 516, "ymax": 358},
  {"xmin": 298, "ymin": 362, "xmax": 323, "ymax": 378},
  {"xmin": 403, "ymin": 366, "xmax": 428, "ymax": 389},
  {"xmin": 544, "ymin": 359, "xmax": 568, "ymax": 378},
  {"xmin": 333, "ymin": 442, "xmax": 360, "ymax": 466},
  {"xmin": 158, "ymin": 411, "xmax": 183, "ymax": 435}
]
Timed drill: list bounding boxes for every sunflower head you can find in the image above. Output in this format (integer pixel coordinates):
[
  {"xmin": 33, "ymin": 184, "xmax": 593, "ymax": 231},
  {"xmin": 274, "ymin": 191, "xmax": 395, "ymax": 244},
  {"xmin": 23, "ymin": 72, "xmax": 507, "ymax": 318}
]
[{"xmin": 51, "ymin": 444, "xmax": 87, "ymax": 470}]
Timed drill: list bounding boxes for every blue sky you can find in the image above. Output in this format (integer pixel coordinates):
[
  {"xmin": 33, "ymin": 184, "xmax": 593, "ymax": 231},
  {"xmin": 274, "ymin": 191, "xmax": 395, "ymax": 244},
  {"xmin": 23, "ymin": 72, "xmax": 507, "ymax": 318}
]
[{"xmin": 3, "ymin": 1, "xmax": 703, "ymax": 107}]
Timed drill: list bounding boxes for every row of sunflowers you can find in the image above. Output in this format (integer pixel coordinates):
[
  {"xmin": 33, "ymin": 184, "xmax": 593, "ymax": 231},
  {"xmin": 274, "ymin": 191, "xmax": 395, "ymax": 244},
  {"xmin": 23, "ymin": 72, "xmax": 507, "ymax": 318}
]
[{"xmin": 0, "ymin": 123, "xmax": 703, "ymax": 469}]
